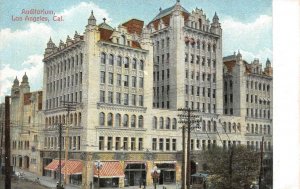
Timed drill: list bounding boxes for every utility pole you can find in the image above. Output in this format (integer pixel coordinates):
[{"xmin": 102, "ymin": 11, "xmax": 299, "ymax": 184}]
[
  {"xmin": 0, "ymin": 121, "xmax": 4, "ymax": 175},
  {"xmin": 58, "ymin": 123, "xmax": 63, "ymax": 189},
  {"xmin": 259, "ymin": 136, "xmax": 264, "ymax": 189},
  {"xmin": 229, "ymin": 147, "xmax": 233, "ymax": 189},
  {"xmin": 5, "ymin": 96, "xmax": 11, "ymax": 189},
  {"xmin": 61, "ymin": 101, "xmax": 76, "ymax": 185},
  {"xmin": 178, "ymin": 108, "xmax": 201, "ymax": 189},
  {"xmin": 181, "ymin": 125, "xmax": 186, "ymax": 189}
]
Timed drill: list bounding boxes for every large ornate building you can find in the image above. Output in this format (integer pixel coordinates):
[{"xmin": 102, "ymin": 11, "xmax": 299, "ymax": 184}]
[{"xmin": 2, "ymin": 1, "xmax": 272, "ymax": 189}]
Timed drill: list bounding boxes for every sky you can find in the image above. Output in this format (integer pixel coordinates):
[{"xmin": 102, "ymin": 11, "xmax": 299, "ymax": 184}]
[{"xmin": 0, "ymin": 0, "xmax": 272, "ymax": 101}]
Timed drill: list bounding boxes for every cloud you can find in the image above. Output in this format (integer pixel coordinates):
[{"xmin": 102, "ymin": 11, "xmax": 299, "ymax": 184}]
[
  {"xmin": 222, "ymin": 15, "xmax": 272, "ymax": 64},
  {"xmin": 0, "ymin": 55, "xmax": 44, "ymax": 101}
]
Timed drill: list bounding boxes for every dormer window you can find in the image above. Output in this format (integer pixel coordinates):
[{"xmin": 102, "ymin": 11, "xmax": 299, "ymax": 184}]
[{"xmin": 120, "ymin": 35, "xmax": 126, "ymax": 45}]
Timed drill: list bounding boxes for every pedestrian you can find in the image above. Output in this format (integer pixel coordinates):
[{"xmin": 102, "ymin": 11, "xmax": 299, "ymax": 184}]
[
  {"xmin": 139, "ymin": 177, "xmax": 143, "ymax": 188},
  {"xmin": 143, "ymin": 179, "xmax": 146, "ymax": 189}
]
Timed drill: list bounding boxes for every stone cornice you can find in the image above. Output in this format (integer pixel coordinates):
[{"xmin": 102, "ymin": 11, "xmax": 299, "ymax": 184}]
[
  {"xmin": 183, "ymin": 26, "xmax": 220, "ymax": 39},
  {"xmin": 98, "ymin": 41, "xmax": 148, "ymax": 54},
  {"xmin": 97, "ymin": 102, "xmax": 147, "ymax": 113}
]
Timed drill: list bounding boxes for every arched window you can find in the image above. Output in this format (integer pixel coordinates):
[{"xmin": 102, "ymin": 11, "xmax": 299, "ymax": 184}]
[
  {"xmin": 228, "ymin": 122, "xmax": 231, "ymax": 133},
  {"xmin": 99, "ymin": 112, "xmax": 105, "ymax": 126},
  {"xmin": 208, "ymin": 43, "xmax": 211, "ymax": 51},
  {"xmin": 199, "ymin": 19, "xmax": 202, "ymax": 30},
  {"xmin": 202, "ymin": 120, "xmax": 206, "ymax": 132},
  {"xmin": 124, "ymin": 57, "xmax": 129, "ymax": 68},
  {"xmin": 107, "ymin": 113, "xmax": 113, "ymax": 127},
  {"xmin": 213, "ymin": 121, "xmax": 217, "ymax": 132},
  {"xmin": 117, "ymin": 56, "xmax": 122, "ymax": 67},
  {"xmin": 251, "ymin": 124, "xmax": 254, "ymax": 133},
  {"xmin": 140, "ymin": 60, "xmax": 144, "ymax": 70},
  {"xmin": 109, "ymin": 54, "xmax": 114, "ymax": 65},
  {"xmin": 196, "ymin": 40, "xmax": 200, "ymax": 49},
  {"xmin": 132, "ymin": 58, "xmax": 137, "ymax": 69},
  {"xmin": 62, "ymin": 115, "xmax": 65, "ymax": 125},
  {"xmin": 153, "ymin": 117, "xmax": 157, "ymax": 129},
  {"xmin": 123, "ymin": 114, "xmax": 128, "ymax": 127},
  {"xmin": 101, "ymin": 52, "xmax": 106, "ymax": 64},
  {"xmin": 202, "ymin": 42, "xmax": 206, "ymax": 50},
  {"xmin": 69, "ymin": 114, "xmax": 73, "ymax": 124},
  {"xmin": 121, "ymin": 35, "xmax": 126, "ymax": 45},
  {"xmin": 78, "ymin": 112, "xmax": 81, "ymax": 125},
  {"xmin": 159, "ymin": 117, "xmax": 164, "ymax": 129},
  {"xmin": 131, "ymin": 115, "xmax": 136, "ymax": 128},
  {"xmin": 138, "ymin": 115, "xmax": 143, "ymax": 128},
  {"xmin": 172, "ymin": 118, "xmax": 177, "ymax": 130},
  {"xmin": 208, "ymin": 121, "xmax": 211, "ymax": 132},
  {"xmin": 115, "ymin": 114, "xmax": 121, "ymax": 127},
  {"xmin": 233, "ymin": 123, "xmax": 236, "ymax": 132},
  {"xmin": 74, "ymin": 113, "xmax": 77, "ymax": 126},
  {"xmin": 166, "ymin": 118, "xmax": 170, "ymax": 129},
  {"xmin": 246, "ymin": 124, "xmax": 250, "ymax": 133},
  {"xmin": 213, "ymin": 44, "xmax": 216, "ymax": 52}
]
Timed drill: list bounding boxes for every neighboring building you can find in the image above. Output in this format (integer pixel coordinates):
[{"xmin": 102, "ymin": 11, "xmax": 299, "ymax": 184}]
[
  {"xmin": 9, "ymin": 74, "xmax": 43, "ymax": 173},
  {"xmin": 0, "ymin": 103, "xmax": 5, "ymax": 169}
]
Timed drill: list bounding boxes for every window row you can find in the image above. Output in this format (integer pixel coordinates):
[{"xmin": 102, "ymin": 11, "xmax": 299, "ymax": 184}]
[
  {"xmin": 152, "ymin": 117, "xmax": 177, "ymax": 130},
  {"xmin": 100, "ymin": 73, "xmax": 143, "ymax": 88},
  {"xmin": 185, "ymin": 54, "xmax": 216, "ymax": 67},
  {"xmin": 185, "ymin": 102, "xmax": 216, "ymax": 114},
  {"xmin": 184, "ymin": 38, "xmax": 216, "ymax": 52},
  {"xmin": 47, "ymin": 72, "xmax": 82, "ymax": 92},
  {"xmin": 222, "ymin": 140, "xmax": 241, "ymax": 150},
  {"xmin": 153, "ymin": 69, "xmax": 170, "ymax": 81},
  {"xmin": 100, "ymin": 91, "xmax": 144, "ymax": 106},
  {"xmin": 153, "ymin": 85, "xmax": 170, "ymax": 98},
  {"xmin": 246, "ymin": 124, "xmax": 271, "ymax": 135},
  {"xmin": 246, "ymin": 80, "xmax": 271, "ymax": 92},
  {"xmin": 224, "ymin": 94, "xmax": 233, "ymax": 104},
  {"xmin": 152, "ymin": 101, "xmax": 170, "ymax": 109},
  {"xmin": 155, "ymin": 53, "xmax": 170, "ymax": 64},
  {"xmin": 12, "ymin": 140, "xmax": 30, "ymax": 150},
  {"xmin": 185, "ymin": 86, "xmax": 216, "ymax": 98},
  {"xmin": 224, "ymin": 80, "xmax": 233, "ymax": 91},
  {"xmin": 246, "ymin": 94, "xmax": 271, "ymax": 105},
  {"xmin": 45, "ymin": 112, "xmax": 82, "ymax": 127},
  {"xmin": 185, "ymin": 71, "xmax": 216, "ymax": 82},
  {"xmin": 155, "ymin": 37, "xmax": 170, "ymax": 51},
  {"xmin": 191, "ymin": 139, "xmax": 218, "ymax": 151},
  {"xmin": 46, "ymin": 92, "xmax": 82, "ymax": 109},
  {"xmin": 246, "ymin": 108, "xmax": 271, "ymax": 119},
  {"xmin": 224, "ymin": 108, "xmax": 234, "ymax": 115},
  {"xmin": 44, "ymin": 136, "xmax": 81, "ymax": 150},
  {"xmin": 99, "ymin": 113, "xmax": 144, "ymax": 128},
  {"xmin": 221, "ymin": 122, "xmax": 242, "ymax": 133},
  {"xmin": 152, "ymin": 138, "xmax": 177, "ymax": 151},
  {"xmin": 100, "ymin": 53, "xmax": 144, "ymax": 70},
  {"xmin": 99, "ymin": 136, "xmax": 143, "ymax": 151},
  {"xmin": 247, "ymin": 141, "xmax": 272, "ymax": 152},
  {"xmin": 47, "ymin": 53, "xmax": 83, "ymax": 78}
]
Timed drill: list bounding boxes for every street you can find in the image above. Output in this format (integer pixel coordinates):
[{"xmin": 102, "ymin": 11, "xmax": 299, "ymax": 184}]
[{"xmin": 0, "ymin": 175, "xmax": 50, "ymax": 189}]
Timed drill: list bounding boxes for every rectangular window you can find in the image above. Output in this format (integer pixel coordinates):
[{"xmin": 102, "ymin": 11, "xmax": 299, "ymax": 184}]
[
  {"xmin": 132, "ymin": 76, "xmax": 136, "ymax": 87},
  {"xmin": 138, "ymin": 138, "xmax": 143, "ymax": 151},
  {"xmin": 131, "ymin": 94, "xmax": 136, "ymax": 106},
  {"xmin": 115, "ymin": 137, "xmax": 121, "ymax": 151},
  {"xmin": 100, "ymin": 71, "xmax": 105, "ymax": 83},
  {"xmin": 159, "ymin": 138, "xmax": 164, "ymax": 151},
  {"xmin": 108, "ymin": 91, "xmax": 113, "ymax": 103},
  {"xmin": 152, "ymin": 138, "xmax": 157, "ymax": 151},
  {"xmin": 139, "ymin": 95, "xmax": 144, "ymax": 106},
  {"xmin": 99, "ymin": 136, "xmax": 104, "ymax": 150},
  {"xmin": 116, "ymin": 92, "xmax": 121, "ymax": 104},
  {"xmin": 123, "ymin": 137, "xmax": 128, "ymax": 150},
  {"xmin": 172, "ymin": 139, "xmax": 177, "ymax": 151},
  {"xmin": 107, "ymin": 137, "xmax": 112, "ymax": 150},
  {"xmin": 185, "ymin": 85, "xmax": 189, "ymax": 94},
  {"xmin": 117, "ymin": 74, "xmax": 121, "ymax": 86},
  {"xmin": 213, "ymin": 89, "xmax": 216, "ymax": 98},
  {"xmin": 124, "ymin": 75, "xmax": 129, "ymax": 87},
  {"xmin": 131, "ymin": 137, "xmax": 136, "ymax": 151},
  {"xmin": 108, "ymin": 73, "xmax": 113, "ymax": 85},
  {"xmin": 139, "ymin": 77, "xmax": 144, "ymax": 88},
  {"xmin": 208, "ymin": 88, "xmax": 211, "ymax": 97},
  {"xmin": 100, "ymin": 91, "xmax": 105, "ymax": 103},
  {"xmin": 166, "ymin": 138, "xmax": 170, "ymax": 151},
  {"xmin": 167, "ymin": 69, "xmax": 170, "ymax": 79},
  {"xmin": 124, "ymin": 93, "xmax": 129, "ymax": 105}
]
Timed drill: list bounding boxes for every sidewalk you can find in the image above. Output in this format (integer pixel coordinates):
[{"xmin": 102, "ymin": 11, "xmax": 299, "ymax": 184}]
[{"xmin": 14, "ymin": 168, "xmax": 180, "ymax": 189}]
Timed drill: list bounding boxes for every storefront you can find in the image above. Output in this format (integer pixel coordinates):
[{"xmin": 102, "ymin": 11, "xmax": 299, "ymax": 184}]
[
  {"xmin": 155, "ymin": 161, "xmax": 176, "ymax": 185},
  {"xmin": 61, "ymin": 160, "xmax": 83, "ymax": 186},
  {"xmin": 93, "ymin": 161, "xmax": 125, "ymax": 188},
  {"xmin": 43, "ymin": 158, "xmax": 60, "ymax": 177},
  {"xmin": 124, "ymin": 161, "xmax": 146, "ymax": 186}
]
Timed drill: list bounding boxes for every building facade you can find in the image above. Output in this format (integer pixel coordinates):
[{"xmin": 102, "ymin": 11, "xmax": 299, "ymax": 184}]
[{"xmin": 34, "ymin": 1, "xmax": 273, "ymax": 189}]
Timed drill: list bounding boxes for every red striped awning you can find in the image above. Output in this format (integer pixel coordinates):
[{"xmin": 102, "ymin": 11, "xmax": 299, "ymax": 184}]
[
  {"xmin": 61, "ymin": 160, "xmax": 83, "ymax": 175},
  {"xmin": 44, "ymin": 160, "xmax": 65, "ymax": 171},
  {"xmin": 94, "ymin": 161, "xmax": 125, "ymax": 178}
]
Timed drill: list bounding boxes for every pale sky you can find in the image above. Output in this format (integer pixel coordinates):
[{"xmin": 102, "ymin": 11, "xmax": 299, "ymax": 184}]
[{"xmin": 0, "ymin": 0, "xmax": 272, "ymax": 101}]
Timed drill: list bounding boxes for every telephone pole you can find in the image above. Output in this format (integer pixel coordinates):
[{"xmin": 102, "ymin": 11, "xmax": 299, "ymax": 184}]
[
  {"xmin": 61, "ymin": 101, "xmax": 76, "ymax": 185},
  {"xmin": 178, "ymin": 108, "xmax": 201, "ymax": 189},
  {"xmin": 5, "ymin": 96, "xmax": 11, "ymax": 189},
  {"xmin": 259, "ymin": 136, "xmax": 264, "ymax": 189},
  {"xmin": 58, "ymin": 123, "xmax": 63, "ymax": 189},
  {"xmin": 181, "ymin": 125, "xmax": 186, "ymax": 189}
]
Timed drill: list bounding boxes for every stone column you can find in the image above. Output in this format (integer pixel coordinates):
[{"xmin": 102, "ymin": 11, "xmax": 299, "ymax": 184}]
[
  {"xmin": 146, "ymin": 161, "xmax": 153, "ymax": 186},
  {"xmin": 81, "ymin": 152, "xmax": 94, "ymax": 189}
]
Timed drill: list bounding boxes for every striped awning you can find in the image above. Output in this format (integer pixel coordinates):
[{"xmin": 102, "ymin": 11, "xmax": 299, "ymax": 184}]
[
  {"xmin": 94, "ymin": 161, "xmax": 125, "ymax": 178},
  {"xmin": 44, "ymin": 160, "xmax": 65, "ymax": 171},
  {"xmin": 61, "ymin": 160, "xmax": 83, "ymax": 175}
]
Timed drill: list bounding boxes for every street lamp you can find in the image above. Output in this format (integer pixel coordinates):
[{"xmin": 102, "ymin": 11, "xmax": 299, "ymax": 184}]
[
  {"xmin": 94, "ymin": 161, "xmax": 103, "ymax": 189},
  {"xmin": 151, "ymin": 166, "xmax": 161, "ymax": 189}
]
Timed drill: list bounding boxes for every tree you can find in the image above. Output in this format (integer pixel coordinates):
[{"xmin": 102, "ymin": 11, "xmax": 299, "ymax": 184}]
[{"xmin": 202, "ymin": 145, "xmax": 260, "ymax": 189}]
